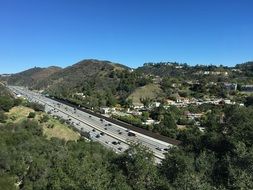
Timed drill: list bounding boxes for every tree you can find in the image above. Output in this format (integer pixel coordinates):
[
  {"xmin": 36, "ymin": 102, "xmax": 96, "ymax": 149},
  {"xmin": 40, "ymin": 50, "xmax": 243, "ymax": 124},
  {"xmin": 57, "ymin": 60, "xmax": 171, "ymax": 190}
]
[
  {"xmin": 14, "ymin": 98, "xmax": 22, "ymax": 106},
  {"xmin": 28, "ymin": 112, "xmax": 36, "ymax": 118},
  {"xmin": 0, "ymin": 174, "xmax": 16, "ymax": 190},
  {"xmin": 162, "ymin": 111, "xmax": 177, "ymax": 129},
  {"xmin": 0, "ymin": 111, "xmax": 7, "ymax": 123},
  {"xmin": 0, "ymin": 96, "xmax": 14, "ymax": 112},
  {"xmin": 245, "ymin": 96, "xmax": 253, "ymax": 107},
  {"xmin": 160, "ymin": 148, "xmax": 194, "ymax": 183},
  {"xmin": 140, "ymin": 97, "xmax": 151, "ymax": 108},
  {"xmin": 121, "ymin": 98, "xmax": 133, "ymax": 108},
  {"xmin": 39, "ymin": 114, "xmax": 49, "ymax": 123},
  {"xmin": 106, "ymin": 93, "xmax": 117, "ymax": 107},
  {"xmin": 27, "ymin": 102, "xmax": 45, "ymax": 112},
  {"xmin": 113, "ymin": 143, "xmax": 168, "ymax": 190},
  {"xmin": 141, "ymin": 111, "xmax": 149, "ymax": 122}
]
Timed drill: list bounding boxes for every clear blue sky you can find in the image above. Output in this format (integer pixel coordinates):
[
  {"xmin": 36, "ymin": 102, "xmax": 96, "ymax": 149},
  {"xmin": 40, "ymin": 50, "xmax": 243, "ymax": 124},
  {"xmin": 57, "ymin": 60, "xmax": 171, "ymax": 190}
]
[{"xmin": 0, "ymin": 0, "xmax": 253, "ymax": 73}]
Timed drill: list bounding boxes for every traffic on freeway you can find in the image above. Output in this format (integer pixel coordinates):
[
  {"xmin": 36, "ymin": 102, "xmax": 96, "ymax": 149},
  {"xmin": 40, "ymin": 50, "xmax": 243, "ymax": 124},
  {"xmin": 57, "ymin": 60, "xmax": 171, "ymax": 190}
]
[{"xmin": 8, "ymin": 86, "xmax": 175, "ymax": 163}]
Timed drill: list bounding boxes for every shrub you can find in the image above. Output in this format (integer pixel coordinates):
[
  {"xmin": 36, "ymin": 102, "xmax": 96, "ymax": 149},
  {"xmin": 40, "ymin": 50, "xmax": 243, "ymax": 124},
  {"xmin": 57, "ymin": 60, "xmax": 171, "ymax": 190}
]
[
  {"xmin": 0, "ymin": 96, "xmax": 14, "ymax": 112},
  {"xmin": 0, "ymin": 111, "xmax": 7, "ymax": 123},
  {"xmin": 28, "ymin": 112, "xmax": 36, "ymax": 118},
  {"xmin": 39, "ymin": 115, "xmax": 49, "ymax": 123},
  {"xmin": 27, "ymin": 102, "xmax": 45, "ymax": 112}
]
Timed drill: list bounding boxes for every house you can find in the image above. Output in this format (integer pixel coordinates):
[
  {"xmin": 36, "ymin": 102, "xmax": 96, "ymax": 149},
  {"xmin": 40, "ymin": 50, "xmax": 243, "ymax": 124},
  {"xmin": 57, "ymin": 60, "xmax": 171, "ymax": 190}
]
[
  {"xmin": 176, "ymin": 97, "xmax": 190, "ymax": 104},
  {"xmin": 166, "ymin": 99, "xmax": 176, "ymax": 105},
  {"xmin": 150, "ymin": 102, "xmax": 161, "ymax": 108},
  {"xmin": 224, "ymin": 83, "xmax": 237, "ymax": 91},
  {"xmin": 133, "ymin": 103, "xmax": 144, "ymax": 109},
  {"xmin": 241, "ymin": 85, "xmax": 253, "ymax": 92},
  {"xmin": 185, "ymin": 112, "xmax": 204, "ymax": 120},
  {"xmin": 142, "ymin": 119, "xmax": 160, "ymax": 125},
  {"xmin": 100, "ymin": 107, "xmax": 116, "ymax": 114},
  {"xmin": 127, "ymin": 110, "xmax": 142, "ymax": 116},
  {"xmin": 224, "ymin": 99, "xmax": 232, "ymax": 104}
]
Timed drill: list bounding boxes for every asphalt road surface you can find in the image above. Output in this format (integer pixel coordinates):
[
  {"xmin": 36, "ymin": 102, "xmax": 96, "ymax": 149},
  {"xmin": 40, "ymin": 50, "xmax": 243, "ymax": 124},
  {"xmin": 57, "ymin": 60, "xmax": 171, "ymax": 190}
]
[{"xmin": 8, "ymin": 86, "xmax": 175, "ymax": 163}]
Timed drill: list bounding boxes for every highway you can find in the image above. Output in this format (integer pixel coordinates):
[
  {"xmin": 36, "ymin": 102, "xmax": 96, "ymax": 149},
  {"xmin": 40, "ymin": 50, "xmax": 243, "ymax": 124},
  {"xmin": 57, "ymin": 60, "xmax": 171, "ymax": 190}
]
[{"xmin": 8, "ymin": 86, "xmax": 174, "ymax": 163}]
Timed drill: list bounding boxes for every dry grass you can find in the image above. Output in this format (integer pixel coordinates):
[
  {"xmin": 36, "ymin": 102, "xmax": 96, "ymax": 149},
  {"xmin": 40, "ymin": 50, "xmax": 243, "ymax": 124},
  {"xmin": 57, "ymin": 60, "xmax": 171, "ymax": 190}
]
[
  {"xmin": 128, "ymin": 84, "xmax": 162, "ymax": 105},
  {"xmin": 41, "ymin": 115, "xmax": 80, "ymax": 141},
  {"xmin": 7, "ymin": 106, "xmax": 34, "ymax": 123},
  {"xmin": 7, "ymin": 106, "xmax": 80, "ymax": 141},
  {"xmin": 177, "ymin": 125, "xmax": 187, "ymax": 130}
]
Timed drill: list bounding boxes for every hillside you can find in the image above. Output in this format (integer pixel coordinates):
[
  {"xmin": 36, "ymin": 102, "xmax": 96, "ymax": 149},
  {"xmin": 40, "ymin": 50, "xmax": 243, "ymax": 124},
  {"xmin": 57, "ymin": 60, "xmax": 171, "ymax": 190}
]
[
  {"xmin": 5, "ymin": 59, "xmax": 151, "ymax": 108},
  {"xmin": 128, "ymin": 84, "xmax": 163, "ymax": 106},
  {"xmin": 6, "ymin": 59, "xmax": 253, "ymax": 109},
  {"xmin": 0, "ymin": 83, "xmax": 11, "ymax": 97},
  {"xmin": 7, "ymin": 66, "xmax": 62, "ymax": 88},
  {"xmin": 7, "ymin": 59, "xmax": 131, "ymax": 90},
  {"xmin": 135, "ymin": 62, "xmax": 189, "ymax": 78},
  {"xmin": 42, "ymin": 59, "xmax": 131, "ymax": 99}
]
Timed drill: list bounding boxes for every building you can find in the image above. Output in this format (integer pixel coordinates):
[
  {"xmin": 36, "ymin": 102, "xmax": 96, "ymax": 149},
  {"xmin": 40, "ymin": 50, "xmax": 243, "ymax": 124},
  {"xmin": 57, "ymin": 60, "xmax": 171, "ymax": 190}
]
[
  {"xmin": 166, "ymin": 99, "xmax": 176, "ymax": 105},
  {"xmin": 142, "ymin": 119, "xmax": 160, "ymax": 125},
  {"xmin": 224, "ymin": 83, "xmax": 237, "ymax": 91},
  {"xmin": 241, "ymin": 85, "xmax": 253, "ymax": 92},
  {"xmin": 150, "ymin": 102, "xmax": 161, "ymax": 108},
  {"xmin": 100, "ymin": 107, "xmax": 116, "ymax": 114}
]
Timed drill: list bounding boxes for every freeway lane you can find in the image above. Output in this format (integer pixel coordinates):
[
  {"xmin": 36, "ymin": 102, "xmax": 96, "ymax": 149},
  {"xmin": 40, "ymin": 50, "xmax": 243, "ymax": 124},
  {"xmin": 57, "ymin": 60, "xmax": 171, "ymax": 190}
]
[
  {"xmin": 9, "ymin": 86, "xmax": 175, "ymax": 162},
  {"xmin": 48, "ymin": 99, "xmax": 171, "ymax": 158},
  {"xmin": 10, "ymin": 86, "xmax": 130, "ymax": 155}
]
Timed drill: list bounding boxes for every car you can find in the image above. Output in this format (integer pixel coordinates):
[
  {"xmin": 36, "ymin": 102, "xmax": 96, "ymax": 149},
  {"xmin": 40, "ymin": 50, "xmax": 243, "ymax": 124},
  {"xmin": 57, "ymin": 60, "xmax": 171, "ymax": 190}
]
[
  {"xmin": 95, "ymin": 134, "xmax": 100, "ymax": 138},
  {"xmin": 105, "ymin": 124, "xmax": 108, "ymax": 126},
  {"xmin": 118, "ymin": 131, "xmax": 122, "ymax": 135},
  {"xmin": 89, "ymin": 115, "xmax": 92, "ymax": 118},
  {"xmin": 108, "ymin": 123, "xmax": 112, "ymax": 126},
  {"xmin": 118, "ymin": 147, "xmax": 123, "ymax": 151},
  {"xmin": 104, "ymin": 127, "xmax": 107, "ymax": 130},
  {"xmin": 128, "ymin": 132, "xmax": 136, "ymax": 137},
  {"xmin": 100, "ymin": 132, "xmax": 105, "ymax": 136},
  {"xmin": 163, "ymin": 148, "xmax": 169, "ymax": 151},
  {"xmin": 155, "ymin": 147, "xmax": 162, "ymax": 151},
  {"xmin": 112, "ymin": 141, "xmax": 117, "ymax": 145},
  {"xmin": 92, "ymin": 128, "xmax": 96, "ymax": 132},
  {"xmin": 100, "ymin": 118, "xmax": 104, "ymax": 122}
]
